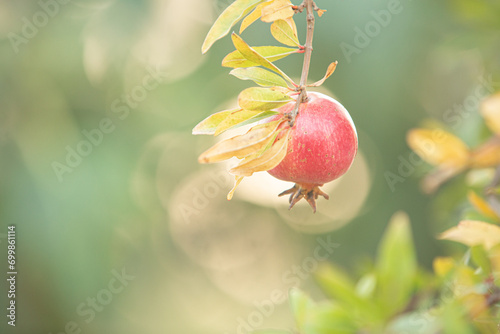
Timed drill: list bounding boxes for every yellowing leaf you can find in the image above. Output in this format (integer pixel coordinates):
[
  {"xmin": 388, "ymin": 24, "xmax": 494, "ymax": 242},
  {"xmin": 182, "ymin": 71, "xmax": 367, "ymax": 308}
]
[
  {"xmin": 468, "ymin": 190, "xmax": 500, "ymax": 221},
  {"xmin": 192, "ymin": 109, "xmax": 238, "ymax": 135},
  {"xmin": 202, "ymin": 0, "xmax": 264, "ymax": 54},
  {"xmin": 198, "ymin": 120, "xmax": 281, "ymax": 163},
  {"xmin": 240, "ymin": 2, "xmax": 268, "ymax": 33},
  {"xmin": 230, "ymin": 67, "xmax": 289, "ymax": 87},
  {"xmin": 238, "ymin": 87, "xmax": 292, "ymax": 111},
  {"xmin": 470, "ymin": 137, "xmax": 500, "ymax": 168},
  {"xmin": 439, "ymin": 220, "xmax": 500, "ymax": 250},
  {"xmin": 222, "ymin": 46, "xmax": 298, "ymax": 68},
  {"xmin": 481, "ymin": 92, "xmax": 500, "ymax": 135},
  {"xmin": 231, "ymin": 33, "xmax": 295, "ymax": 84},
  {"xmin": 270, "ymin": 19, "xmax": 300, "ymax": 47},
  {"xmin": 406, "ymin": 128, "xmax": 470, "ymax": 168},
  {"xmin": 433, "ymin": 257, "xmax": 455, "ymax": 278},
  {"xmin": 261, "ymin": 0, "xmax": 294, "ymax": 22},
  {"xmin": 316, "ymin": 9, "xmax": 327, "ymax": 17},
  {"xmin": 309, "ymin": 61, "xmax": 338, "ymax": 87},
  {"xmin": 229, "ymin": 128, "xmax": 290, "ymax": 176},
  {"xmin": 214, "ymin": 109, "xmax": 266, "ymax": 136},
  {"xmin": 227, "ymin": 176, "xmax": 244, "ymax": 200}
]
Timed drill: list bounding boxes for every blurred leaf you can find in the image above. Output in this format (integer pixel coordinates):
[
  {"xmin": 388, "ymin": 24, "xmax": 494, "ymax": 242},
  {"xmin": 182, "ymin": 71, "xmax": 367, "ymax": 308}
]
[
  {"xmin": 289, "ymin": 288, "xmax": 315, "ymax": 331},
  {"xmin": 230, "ymin": 67, "xmax": 289, "ymax": 87},
  {"xmin": 270, "ymin": 19, "xmax": 300, "ymax": 47},
  {"xmin": 467, "ymin": 190, "xmax": 500, "ymax": 222},
  {"xmin": 376, "ymin": 212, "xmax": 417, "ymax": 317},
  {"xmin": 433, "ymin": 257, "xmax": 455, "ymax": 278},
  {"xmin": 481, "ymin": 92, "xmax": 500, "ymax": 135},
  {"xmin": 470, "ymin": 245, "xmax": 491, "ymax": 274},
  {"xmin": 198, "ymin": 120, "xmax": 282, "ymax": 163},
  {"xmin": 192, "ymin": 109, "xmax": 238, "ymax": 135},
  {"xmin": 308, "ymin": 62, "xmax": 338, "ymax": 87},
  {"xmin": 253, "ymin": 330, "xmax": 291, "ymax": 334},
  {"xmin": 238, "ymin": 87, "xmax": 292, "ymax": 110},
  {"xmin": 261, "ymin": 0, "xmax": 294, "ymax": 22},
  {"xmin": 222, "ymin": 46, "xmax": 298, "ymax": 68},
  {"xmin": 229, "ymin": 128, "xmax": 290, "ymax": 176},
  {"xmin": 355, "ymin": 273, "xmax": 376, "ymax": 299},
  {"xmin": 421, "ymin": 166, "xmax": 463, "ymax": 194},
  {"xmin": 202, "ymin": 0, "xmax": 265, "ymax": 53},
  {"xmin": 407, "ymin": 128, "xmax": 470, "ymax": 168},
  {"xmin": 441, "ymin": 301, "xmax": 476, "ymax": 334},
  {"xmin": 303, "ymin": 303, "xmax": 357, "ymax": 334},
  {"xmin": 230, "ymin": 33, "xmax": 295, "ymax": 84},
  {"xmin": 439, "ymin": 220, "xmax": 500, "ymax": 250},
  {"xmin": 316, "ymin": 9, "xmax": 327, "ymax": 17},
  {"xmin": 240, "ymin": 2, "xmax": 268, "ymax": 33},
  {"xmin": 470, "ymin": 137, "xmax": 500, "ymax": 168}
]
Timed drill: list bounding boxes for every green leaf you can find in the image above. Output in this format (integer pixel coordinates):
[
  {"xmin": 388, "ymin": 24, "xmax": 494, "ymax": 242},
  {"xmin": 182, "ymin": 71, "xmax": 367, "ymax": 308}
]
[
  {"xmin": 230, "ymin": 67, "xmax": 289, "ymax": 87},
  {"xmin": 238, "ymin": 87, "xmax": 292, "ymax": 111},
  {"xmin": 215, "ymin": 109, "xmax": 265, "ymax": 135},
  {"xmin": 270, "ymin": 19, "xmax": 300, "ymax": 47},
  {"xmin": 289, "ymin": 288, "xmax": 315, "ymax": 331},
  {"xmin": 303, "ymin": 303, "xmax": 357, "ymax": 334},
  {"xmin": 202, "ymin": 0, "xmax": 265, "ymax": 54},
  {"xmin": 470, "ymin": 244, "xmax": 491, "ymax": 274},
  {"xmin": 230, "ymin": 33, "xmax": 295, "ymax": 84},
  {"xmin": 192, "ymin": 109, "xmax": 238, "ymax": 135},
  {"xmin": 222, "ymin": 46, "xmax": 299, "ymax": 68},
  {"xmin": 375, "ymin": 211, "xmax": 417, "ymax": 318}
]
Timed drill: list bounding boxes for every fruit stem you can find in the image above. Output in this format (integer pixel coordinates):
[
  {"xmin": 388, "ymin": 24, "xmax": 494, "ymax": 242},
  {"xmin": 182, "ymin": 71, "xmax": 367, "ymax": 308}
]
[{"xmin": 288, "ymin": 0, "xmax": 316, "ymax": 127}]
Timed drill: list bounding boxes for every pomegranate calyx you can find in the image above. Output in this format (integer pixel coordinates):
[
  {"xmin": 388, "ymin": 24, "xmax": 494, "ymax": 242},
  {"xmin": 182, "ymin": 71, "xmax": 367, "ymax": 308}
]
[{"xmin": 278, "ymin": 183, "xmax": 329, "ymax": 213}]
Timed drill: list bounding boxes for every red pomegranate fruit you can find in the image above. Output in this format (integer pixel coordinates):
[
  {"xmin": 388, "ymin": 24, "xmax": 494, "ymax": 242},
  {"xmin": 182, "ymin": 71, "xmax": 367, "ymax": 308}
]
[{"xmin": 267, "ymin": 91, "xmax": 358, "ymax": 212}]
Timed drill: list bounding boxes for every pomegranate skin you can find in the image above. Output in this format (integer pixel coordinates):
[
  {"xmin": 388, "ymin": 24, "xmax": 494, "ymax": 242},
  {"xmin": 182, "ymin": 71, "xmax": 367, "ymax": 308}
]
[{"xmin": 268, "ymin": 92, "xmax": 358, "ymax": 186}]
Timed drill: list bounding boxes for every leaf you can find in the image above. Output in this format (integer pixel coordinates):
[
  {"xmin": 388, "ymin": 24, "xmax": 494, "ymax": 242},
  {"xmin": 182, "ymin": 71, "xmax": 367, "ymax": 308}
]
[
  {"xmin": 238, "ymin": 87, "xmax": 292, "ymax": 111},
  {"xmin": 289, "ymin": 288, "xmax": 315, "ymax": 331},
  {"xmin": 303, "ymin": 303, "xmax": 357, "ymax": 334},
  {"xmin": 470, "ymin": 244, "xmax": 491, "ymax": 274},
  {"xmin": 233, "ymin": 110, "xmax": 280, "ymax": 129},
  {"xmin": 230, "ymin": 67, "xmax": 289, "ymax": 87},
  {"xmin": 270, "ymin": 19, "xmax": 300, "ymax": 47},
  {"xmin": 309, "ymin": 62, "xmax": 338, "ymax": 87},
  {"xmin": 467, "ymin": 190, "xmax": 500, "ymax": 221},
  {"xmin": 202, "ymin": 0, "xmax": 264, "ymax": 54},
  {"xmin": 253, "ymin": 330, "xmax": 291, "ymax": 334},
  {"xmin": 198, "ymin": 120, "xmax": 281, "ymax": 163},
  {"xmin": 240, "ymin": 2, "xmax": 268, "ymax": 33},
  {"xmin": 375, "ymin": 211, "xmax": 417, "ymax": 317},
  {"xmin": 214, "ymin": 109, "xmax": 265, "ymax": 136},
  {"xmin": 192, "ymin": 109, "xmax": 238, "ymax": 135},
  {"xmin": 470, "ymin": 137, "xmax": 500, "ymax": 168},
  {"xmin": 231, "ymin": 33, "xmax": 295, "ymax": 84},
  {"xmin": 227, "ymin": 175, "xmax": 244, "ymax": 200},
  {"xmin": 433, "ymin": 257, "xmax": 455, "ymax": 278},
  {"xmin": 316, "ymin": 9, "xmax": 327, "ymax": 17},
  {"xmin": 481, "ymin": 92, "xmax": 500, "ymax": 135},
  {"xmin": 439, "ymin": 220, "xmax": 500, "ymax": 250},
  {"xmin": 222, "ymin": 46, "xmax": 299, "ymax": 68},
  {"xmin": 261, "ymin": 0, "xmax": 294, "ymax": 22},
  {"xmin": 229, "ymin": 128, "xmax": 290, "ymax": 176},
  {"xmin": 406, "ymin": 128, "xmax": 470, "ymax": 168}
]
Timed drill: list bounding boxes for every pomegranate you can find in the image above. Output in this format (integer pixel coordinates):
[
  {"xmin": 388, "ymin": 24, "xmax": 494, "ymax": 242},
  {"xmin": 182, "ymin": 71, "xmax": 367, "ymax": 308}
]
[{"xmin": 267, "ymin": 91, "xmax": 358, "ymax": 212}]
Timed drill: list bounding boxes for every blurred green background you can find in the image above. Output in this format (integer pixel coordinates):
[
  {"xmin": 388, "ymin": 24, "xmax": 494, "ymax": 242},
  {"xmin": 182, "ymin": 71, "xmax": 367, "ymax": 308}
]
[{"xmin": 1, "ymin": 0, "xmax": 499, "ymax": 333}]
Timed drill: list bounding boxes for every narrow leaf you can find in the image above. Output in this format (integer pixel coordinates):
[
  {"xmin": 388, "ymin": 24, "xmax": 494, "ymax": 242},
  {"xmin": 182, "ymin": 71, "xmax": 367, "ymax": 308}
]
[
  {"xmin": 222, "ymin": 46, "xmax": 299, "ymax": 68},
  {"xmin": 270, "ymin": 19, "xmax": 300, "ymax": 47},
  {"xmin": 261, "ymin": 0, "xmax": 294, "ymax": 22},
  {"xmin": 309, "ymin": 62, "xmax": 338, "ymax": 87},
  {"xmin": 231, "ymin": 33, "xmax": 295, "ymax": 84},
  {"xmin": 192, "ymin": 109, "xmax": 238, "ymax": 135},
  {"xmin": 227, "ymin": 176, "xmax": 244, "ymax": 200},
  {"xmin": 198, "ymin": 120, "xmax": 281, "ymax": 163},
  {"xmin": 202, "ymin": 0, "xmax": 264, "ymax": 54},
  {"xmin": 240, "ymin": 2, "xmax": 268, "ymax": 33},
  {"xmin": 229, "ymin": 128, "xmax": 290, "ymax": 176},
  {"xmin": 214, "ymin": 109, "xmax": 263, "ymax": 136},
  {"xmin": 467, "ymin": 190, "xmax": 500, "ymax": 221},
  {"xmin": 230, "ymin": 67, "xmax": 288, "ymax": 87},
  {"xmin": 238, "ymin": 87, "xmax": 292, "ymax": 111},
  {"xmin": 439, "ymin": 220, "xmax": 500, "ymax": 250}
]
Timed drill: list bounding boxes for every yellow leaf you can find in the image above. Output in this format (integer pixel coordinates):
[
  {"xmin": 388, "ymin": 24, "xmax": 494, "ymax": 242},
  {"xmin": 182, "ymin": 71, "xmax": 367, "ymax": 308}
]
[
  {"xmin": 270, "ymin": 19, "xmax": 300, "ymax": 47},
  {"xmin": 470, "ymin": 137, "xmax": 500, "ymax": 168},
  {"xmin": 231, "ymin": 33, "xmax": 294, "ymax": 84},
  {"xmin": 229, "ymin": 128, "xmax": 290, "ymax": 176},
  {"xmin": 316, "ymin": 9, "xmax": 327, "ymax": 17},
  {"xmin": 192, "ymin": 109, "xmax": 238, "ymax": 135},
  {"xmin": 214, "ymin": 109, "xmax": 266, "ymax": 136},
  {"xmin": 439, "ymin": 220, "xmax": 500, "ymax": 250},
  {"xmin": 308, "ymin": 61, "xmax": 337, "ymax": 87},
  {"xmin": 222, "ymin": 46, "xmax": 299, "ymax": 68},
  {"xmin": 406, "ymin": 128, "xmax": 470, "ymax": 167},
  {"xmin": 230, "ymin": 67, "xmax": 289, "ymax": 87},
  {"xmin": 202, "ymin": 0, "xmax": 265, "ymax": 54},
  {"xmin": 468, "ymin": 190, "xmax": 500, "ymax": 221},
  {"xmin": 240, "ymin": 2, "xmax": 268, "ymax": 33},
  {"xmin": 261, "ymin": 0, "xmax": 294, "ymax": 22},
  {"xmin": 238, "ymin": 87, "xmax": 292, "ymax": 111},
  {"xmin": 198, "ymin": 120, "xmax": 282, "ymax": 163},
  {"xmin": 227, "ymin": 176, "xmax": 244, "ymax": 200},
  {"xmin": 481, "ymin": 92, "xmax": 500, "ymax": 135},
  {"xmin": 433, "ymin": 257, "xmax": 455, "ymax": 278}
]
